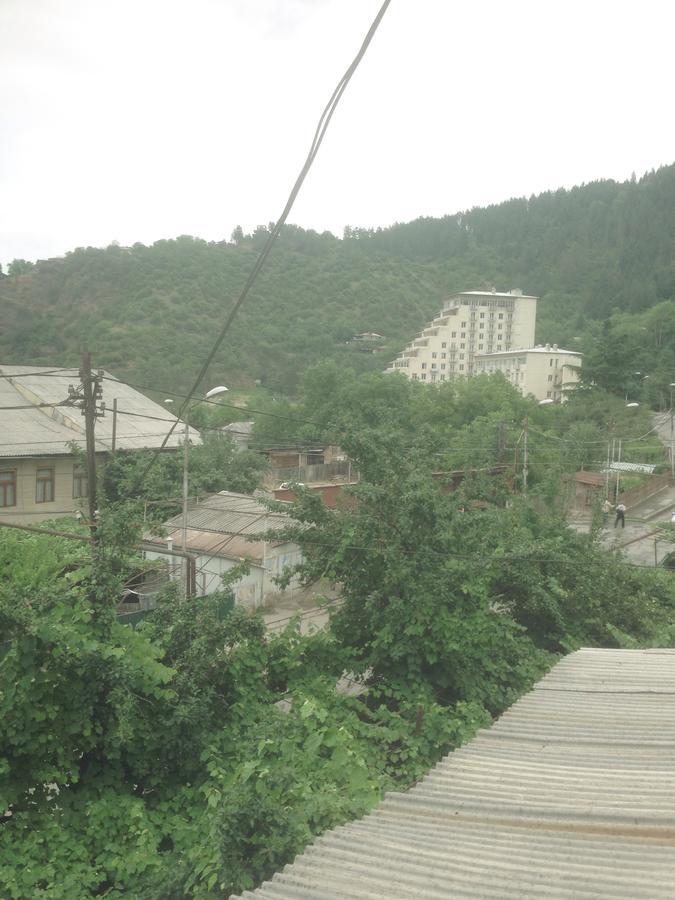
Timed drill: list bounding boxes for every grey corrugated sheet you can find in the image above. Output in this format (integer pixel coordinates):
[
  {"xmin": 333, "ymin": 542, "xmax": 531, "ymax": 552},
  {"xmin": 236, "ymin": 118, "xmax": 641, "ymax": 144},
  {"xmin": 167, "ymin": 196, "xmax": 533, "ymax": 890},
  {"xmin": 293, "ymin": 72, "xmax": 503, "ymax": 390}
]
[
  {"xmin": 232, "ymin": 649, "xmax": 675, "ymax": 899},
  {"xmin": 161, "ymin": 491, "xmax": 291, "ymax": 537},
  {"xmin": 0, "ymin": 365, "xmax": 198, "ymax": 455},
  {"xmin": 144, "ymin": 491, "xmax": 294, "ymax": 559}
]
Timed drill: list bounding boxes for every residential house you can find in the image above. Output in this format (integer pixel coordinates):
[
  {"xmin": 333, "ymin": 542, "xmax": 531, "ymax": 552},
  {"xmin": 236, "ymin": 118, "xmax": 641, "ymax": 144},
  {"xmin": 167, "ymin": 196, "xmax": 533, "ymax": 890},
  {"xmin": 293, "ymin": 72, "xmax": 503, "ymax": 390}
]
[
  {"xmin": 0, "ymin": 364, "xmax": 198, "ymax": 524},
  {"xmin": 220, "ymin": 420, "xmax": 254, "ymax": 451},
  {"xmin": 143, "ymin": 490, "xmax": 302, "ymax": 608}
]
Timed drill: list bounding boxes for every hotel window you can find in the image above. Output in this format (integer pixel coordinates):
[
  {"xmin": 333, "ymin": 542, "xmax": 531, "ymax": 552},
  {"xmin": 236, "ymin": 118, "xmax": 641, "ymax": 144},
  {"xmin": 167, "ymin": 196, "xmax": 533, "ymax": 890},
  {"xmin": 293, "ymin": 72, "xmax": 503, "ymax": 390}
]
[
  {"xmin": 451, "ymin": 331, "xmax": 457, "ymax": 338},
  {"xmin": 36, "ymin": 467, "xmax": 55, "ymax": 503},
  {"xmin": 441, "ymin": 342, "xmax": 447, "ymax": 348},
  {"xmin": 548, "ymin": 374, "xmax": 553, "ymax": 382},
  {"xmin": 440, "ymin": 363, "xmax": 446, "ymax": 370},
  {"xmin": 421, "ymin": 362, "xmax": 427, "ymax": 369},
  {"xmin": 431, "ymin": 363, "xmax": 437, "ymax": 369},
  {"xmin": 0, "ymin": 470, "xmax": 17, "ymax": 507},
  {"xmin": 479, "ymin": 332, "xmax": 484, "ymax": 339},
  {"xmin": 459, "ymin": 364, "xmax": 464, "ymax": 371},
  {"xmin": 546, "ymin": 390, "xmax": 552, "ymax": 398},
  {"xmin": 73, "ymin": 465, "xmax": 88, "ymax": 499},
  {"xmin": 432, "ymin": 352, "xmax": 437, "ymax": 358},
  {"xmin": 441, "ymin": 353, "xmax": 446, "ymax": 359},
  {"xmin": 440, "ymin": 375, "xmax": 445, "ymax": 381},
  {"xmin": 412, "ymin": 373, "xmax": 418, "ymax": 380},
  {"xmin": 498, "ymin": 323, "xmax": 502, "ymax": 330},
  {"xmin": 460, "ymin": 332, "xmax": 465, "ymax": 338},
  {"xmin": 461, "ymin": 321, "xmax": 466, "ymax": 327},
  {"xmin": 498, "ymin": 313, "xmax": 503, "ymax": 319},
  {"xmin": 460, "ymin": 343, "xmax": 465, "ymax": 349},
  {"xmin": 480, "ymin": 312, "xmax": 485, "ymax": 318},
  {"xmin": 459, "ymin": 353, "xmax": 465, "ymax": 360},
  {"xmin": 421, "ymin": 373, "xmax": 427, "ymax": 380},
  {"xmin": 478, "ymin": 343, "xmax": 484, "ymax": 350},
  {"xmin": 549, "ymin": 359, "xmax": 554, "ymax": 366}
]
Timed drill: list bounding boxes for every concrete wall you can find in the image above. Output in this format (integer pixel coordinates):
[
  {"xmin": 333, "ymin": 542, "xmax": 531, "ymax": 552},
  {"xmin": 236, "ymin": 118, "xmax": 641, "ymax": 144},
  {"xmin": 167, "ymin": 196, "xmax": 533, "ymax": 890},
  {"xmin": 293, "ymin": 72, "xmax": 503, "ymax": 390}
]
[
  {"xmin": 144, "ymin": 541, "xmax": 303, "ymax": 609},
  {"xmin": 474, "ymin": 348, "xmax": 581, "ymax": 401},
  {"xmin": 0, "ymin": 455, "xmax": 90, "ymax": 524}
]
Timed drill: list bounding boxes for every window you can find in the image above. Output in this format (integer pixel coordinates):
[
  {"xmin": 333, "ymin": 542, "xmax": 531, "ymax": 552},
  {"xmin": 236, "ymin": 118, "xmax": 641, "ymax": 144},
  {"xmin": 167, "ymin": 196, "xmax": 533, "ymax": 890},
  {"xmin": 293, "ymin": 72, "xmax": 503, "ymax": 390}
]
[
  {"xmin": 432, "ymin": 352, "xmax": 437, "ymax": 358},
  {"xmin": 549, "ymin": 359, "xmax": 553, "ymax": 367},
  {"xmin": 478, "ymin": 343, "xmax": 484, "ymax": 350},
  {"xmin": 555, "ymin": 358, "xmax": 559, "ymax": 367},
  {"xmin": 498, "ymin": 313, "xmax": 503, "ymax": 319},
  {"xmin": 548, "ymin": 374, "xmax": 553, "ymax": 381},
  {"xmin": 440, "ymin": 375, "xmax": 446, "ymax": 381},
  {"xmin": 441, "ymin": 352, "xmax": 446, "ymax": 359},
  {"xmin": 480, "ymin": 312, "xmax": 485, "ymax": 318},
  {"xmin": 460, "ymin": 343, "xmax": 465, "ymax": 349},
  {"xmin": 546, "ymin": 390, "xmax": 552, "ymax": 398},
  {"xmin": 440, "ymin": 363, "xmax": 446, "ymax": 370},
  {"xmin": 451, "ymin": 331, "xmax": 457, "ymax": 338},
  {"xmin": 412, "ymin": 373, "xmax": 418, "ymax": 380},
  {"xmin": 498, "ymin": 323, "xmax": 502, "ymax": 330},
  {"xmin": 460, "ymin": 332, "xmax": 466, "ymax": 338},
  {"xmin": 421, "ymin": 373, "xmax": 427, "ymax": 380},
  {"xmin": 0, "ymin": 470, "xmax": 17, "ymax": 507},
  {"xmin": 489, "ymin": 312, "xmax": 494, "ymax": 318},
  {"xmin": 431, "ymin": 363, "xmax": 437, "ymax": 369},
  {"xmin": 441, "ymin": 342, "xmax": 447, "ymax": 348},
  {"xmin": 459, "ymin": 364, "xmax": 464, "ymax": 371},
  {"xmin": 459, "ymin": 353, "xmax": 465, "ymax": 360},
  {"xmin": 36, "ymin": 467, "xmax": 55, "ymax": 503},
  {"xmin": 73, "ymin": 465, "xmax": 88, "ymax": 498},
  {"xmin": 461, "ymin": 321, "xmax": 466, "ymax": 327},
  {"xmin": 479, "ymin": 332, "xmax": 484, "ymax": 339},
  {"xmin": 421, "ymin": 362, "xmax": 427, "ymax": 370}
]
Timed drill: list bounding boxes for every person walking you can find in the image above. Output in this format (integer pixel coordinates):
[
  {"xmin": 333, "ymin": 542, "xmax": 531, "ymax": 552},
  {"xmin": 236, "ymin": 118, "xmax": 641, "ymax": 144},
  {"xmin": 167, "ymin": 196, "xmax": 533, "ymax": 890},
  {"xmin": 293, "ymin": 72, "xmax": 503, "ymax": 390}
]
[
  {"xmin": 602, "ymin": 498, "xmax": 613, "ymax": 527},
  {"xmin": 614, "ymin": 502, "xmax": 626, "ymax": 528}
]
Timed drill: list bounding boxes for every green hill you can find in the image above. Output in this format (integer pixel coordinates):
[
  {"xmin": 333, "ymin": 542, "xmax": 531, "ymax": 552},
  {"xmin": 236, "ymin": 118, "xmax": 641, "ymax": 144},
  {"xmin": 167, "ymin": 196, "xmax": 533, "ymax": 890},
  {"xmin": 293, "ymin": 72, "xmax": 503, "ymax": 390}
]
[{"xmin": 1, "ymin": 164, "xmax": 674, "ymax": 396}]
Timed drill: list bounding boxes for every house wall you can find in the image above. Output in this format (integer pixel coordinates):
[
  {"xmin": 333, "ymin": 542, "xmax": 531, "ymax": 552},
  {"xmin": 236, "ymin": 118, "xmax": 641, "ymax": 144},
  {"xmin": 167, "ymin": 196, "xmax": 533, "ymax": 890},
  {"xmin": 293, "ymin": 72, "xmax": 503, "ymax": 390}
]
[
  {"xmin": 0, "ymin": 455, "xmax": 90, "ymax": 524},
  {"xmin": 144, "ymin": 541, "xmax": 303, "ymax": 609}
]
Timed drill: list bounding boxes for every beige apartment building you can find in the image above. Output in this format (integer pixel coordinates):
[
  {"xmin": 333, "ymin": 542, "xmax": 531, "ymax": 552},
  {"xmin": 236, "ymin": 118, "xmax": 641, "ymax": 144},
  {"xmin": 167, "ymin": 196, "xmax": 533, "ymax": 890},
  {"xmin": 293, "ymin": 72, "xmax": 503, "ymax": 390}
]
[
  {"xmin": 386, "ymin": 289, "xmax": 537, "ymax": 383},
  {"xmin": 473, "ymin": 345, "xmax": 582, "ymax": 401}
]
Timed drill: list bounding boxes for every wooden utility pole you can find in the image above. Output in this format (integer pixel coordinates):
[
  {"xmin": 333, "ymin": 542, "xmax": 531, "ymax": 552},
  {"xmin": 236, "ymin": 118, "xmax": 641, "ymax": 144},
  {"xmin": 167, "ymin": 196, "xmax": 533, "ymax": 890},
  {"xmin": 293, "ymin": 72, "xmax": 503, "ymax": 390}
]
[
  {"xmin": 522, "ymin": 416, "xmax": 529, "ymax": 493},
  {"xmin": 77, "ymin": 352, "xmax": 104, "ymax": 542}
]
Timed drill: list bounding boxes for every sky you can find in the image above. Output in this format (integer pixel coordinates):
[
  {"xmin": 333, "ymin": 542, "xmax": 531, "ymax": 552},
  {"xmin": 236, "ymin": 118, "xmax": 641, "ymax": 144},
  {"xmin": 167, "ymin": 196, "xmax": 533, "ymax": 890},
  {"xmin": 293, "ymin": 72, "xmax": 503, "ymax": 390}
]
[{"xmin": 1, "ymin": 0, "xmax": 674, "ymax": 266}]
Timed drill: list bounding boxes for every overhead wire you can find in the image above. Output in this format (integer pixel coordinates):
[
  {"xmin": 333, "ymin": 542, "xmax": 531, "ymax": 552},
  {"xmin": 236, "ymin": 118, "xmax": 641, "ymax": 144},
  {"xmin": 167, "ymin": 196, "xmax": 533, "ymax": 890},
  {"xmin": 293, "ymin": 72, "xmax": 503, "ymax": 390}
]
[{"xmin": 135, "ymin": 0, "xmax": 392, "ymax": 482}]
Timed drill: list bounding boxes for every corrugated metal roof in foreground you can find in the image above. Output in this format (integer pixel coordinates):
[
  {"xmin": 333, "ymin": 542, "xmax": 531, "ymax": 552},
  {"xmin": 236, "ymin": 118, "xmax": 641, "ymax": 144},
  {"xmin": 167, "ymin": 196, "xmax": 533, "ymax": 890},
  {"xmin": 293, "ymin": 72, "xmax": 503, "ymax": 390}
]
[{"xmin": 233, "ymin": 648, "xmax": 675, "ymax": 899}]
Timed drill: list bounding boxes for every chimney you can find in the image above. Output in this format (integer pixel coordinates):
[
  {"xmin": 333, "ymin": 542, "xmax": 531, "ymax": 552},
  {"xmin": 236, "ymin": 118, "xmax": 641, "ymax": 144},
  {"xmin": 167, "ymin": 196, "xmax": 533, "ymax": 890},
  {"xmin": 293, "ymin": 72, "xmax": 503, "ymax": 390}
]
[
  {"xmin": 545, "ymin": 343, "xmax": 551, "ymax": 351},
  {"xmin": 553, "ymin": 343, "xmax": 558, "ymax": 351},
  {"xmin": 510, "ymin": 288, "xmax": 523, "ymax": 296}
]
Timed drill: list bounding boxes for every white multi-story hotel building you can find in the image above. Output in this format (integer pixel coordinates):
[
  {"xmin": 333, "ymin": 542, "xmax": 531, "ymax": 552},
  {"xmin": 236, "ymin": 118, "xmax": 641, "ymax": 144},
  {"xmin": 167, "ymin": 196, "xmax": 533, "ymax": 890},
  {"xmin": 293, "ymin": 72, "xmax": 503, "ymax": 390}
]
[
  {"xmin": 474, "ymin": 345, "xmax": 582, "ymax": 401},
  {"xmin": 386, "ymin": 289, "xmax": 538, "ymax": 383}
]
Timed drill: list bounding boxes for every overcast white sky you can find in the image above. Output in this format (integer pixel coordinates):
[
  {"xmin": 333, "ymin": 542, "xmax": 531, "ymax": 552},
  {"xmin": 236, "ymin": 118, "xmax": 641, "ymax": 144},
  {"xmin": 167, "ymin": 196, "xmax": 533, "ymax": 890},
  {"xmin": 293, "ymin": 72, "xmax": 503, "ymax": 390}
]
[{"xmin": 1, "ymin": 0, "xmax": 673, "ymax": 266}]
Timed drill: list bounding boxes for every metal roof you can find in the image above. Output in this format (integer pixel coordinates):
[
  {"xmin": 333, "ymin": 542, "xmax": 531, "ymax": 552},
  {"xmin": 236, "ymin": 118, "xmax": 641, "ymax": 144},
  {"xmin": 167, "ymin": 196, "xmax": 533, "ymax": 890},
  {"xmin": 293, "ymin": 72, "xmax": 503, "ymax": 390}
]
[
  {"xmin": 144, "ymin": 491, "xmax": 295, "ymax": 560},
  {"xmin": 233, "ymin": 648, "xmax": 675, "ymax": 899},
  {"xmin": 0, "ymin": 365, "xmax": 199, "ymax": 456}
]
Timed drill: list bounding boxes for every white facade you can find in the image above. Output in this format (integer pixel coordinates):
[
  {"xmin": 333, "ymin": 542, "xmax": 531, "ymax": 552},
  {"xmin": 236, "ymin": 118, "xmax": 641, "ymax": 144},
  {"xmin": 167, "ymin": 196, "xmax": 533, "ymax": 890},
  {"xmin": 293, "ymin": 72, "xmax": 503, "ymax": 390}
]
[
  {"xmin": 386, "ymin": 289, "xmax": 537, "ymax": 383},
  {"xmin": 145, "ymin": 540, "xmax": 302, "ymax": 610},
  {"xmin": 474, "ymin": 345, "xmax": 582, "ymax": 401}
]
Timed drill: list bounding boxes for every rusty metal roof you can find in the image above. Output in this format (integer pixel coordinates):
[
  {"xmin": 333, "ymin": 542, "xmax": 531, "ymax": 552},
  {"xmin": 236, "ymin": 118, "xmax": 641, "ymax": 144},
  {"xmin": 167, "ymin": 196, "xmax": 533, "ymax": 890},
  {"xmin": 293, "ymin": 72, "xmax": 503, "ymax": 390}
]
[
  {"xmin": 232, "ymin": 648, "xmax": 675, "ymax": 899},
  {"xmin": 0, "ymin": 365, "xmax": 198, "ymax": 456}
]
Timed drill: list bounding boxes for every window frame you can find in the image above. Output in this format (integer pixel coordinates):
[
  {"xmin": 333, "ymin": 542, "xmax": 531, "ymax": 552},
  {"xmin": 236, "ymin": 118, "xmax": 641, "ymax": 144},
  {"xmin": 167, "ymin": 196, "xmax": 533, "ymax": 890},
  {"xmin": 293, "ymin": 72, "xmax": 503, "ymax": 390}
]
[
  {"xmin": 36, "ymin": 467, "xmax": 55, "ymax": 504},
  {"xmin": 73, "ymin": 465, "xmax": 89, "ymax": 499},
  {"xmin": 0, "ymin": 469, "xmax": 17, "ymax": 508}
]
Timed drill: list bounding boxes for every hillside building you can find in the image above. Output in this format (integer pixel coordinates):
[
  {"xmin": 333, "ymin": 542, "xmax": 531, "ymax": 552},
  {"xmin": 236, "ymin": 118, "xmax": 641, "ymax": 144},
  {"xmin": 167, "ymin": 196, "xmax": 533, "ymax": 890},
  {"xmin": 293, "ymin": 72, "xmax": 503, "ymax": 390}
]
[
  {"xmin": 474, "ymin": 345, "xmax": 582, "ymax": 401},
  {"xmin": 386, "ymin": 288, "xmax": 537, "ymax": 382}
]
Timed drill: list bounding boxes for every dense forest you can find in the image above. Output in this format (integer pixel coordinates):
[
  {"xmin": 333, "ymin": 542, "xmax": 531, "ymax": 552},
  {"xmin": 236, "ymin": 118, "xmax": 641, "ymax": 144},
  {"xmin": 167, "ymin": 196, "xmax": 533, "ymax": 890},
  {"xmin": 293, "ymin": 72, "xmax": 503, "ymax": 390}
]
[{"xmin": 1, "ymin": 164, "xmax": 674, "ymax": 396}]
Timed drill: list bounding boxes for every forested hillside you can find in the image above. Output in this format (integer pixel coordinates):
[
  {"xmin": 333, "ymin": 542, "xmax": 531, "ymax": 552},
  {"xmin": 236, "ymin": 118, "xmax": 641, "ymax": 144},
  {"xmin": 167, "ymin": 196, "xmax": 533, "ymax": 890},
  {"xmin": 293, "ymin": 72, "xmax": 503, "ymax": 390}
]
[{"xmin": 1, "ymin": 164, "xmax": 674, "ymax": 395}]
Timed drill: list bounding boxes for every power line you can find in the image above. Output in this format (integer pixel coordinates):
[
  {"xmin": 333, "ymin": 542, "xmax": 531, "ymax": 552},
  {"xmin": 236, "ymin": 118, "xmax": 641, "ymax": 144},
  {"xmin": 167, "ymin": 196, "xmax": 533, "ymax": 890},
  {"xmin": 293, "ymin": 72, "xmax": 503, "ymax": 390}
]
[{"xmin": 136, "ymin": 0, "xmax": 392, "ymax": 481}]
